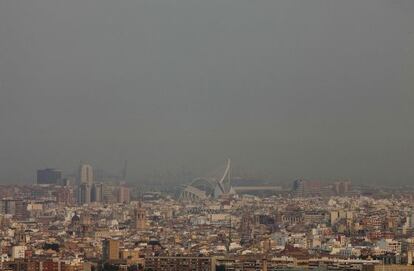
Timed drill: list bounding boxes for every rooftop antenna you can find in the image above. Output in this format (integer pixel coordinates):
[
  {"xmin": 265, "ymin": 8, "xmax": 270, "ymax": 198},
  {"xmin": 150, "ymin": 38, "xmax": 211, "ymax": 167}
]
[{"xmin": 122, "ymin": 160, "xmax": 128, "ymax": 181}]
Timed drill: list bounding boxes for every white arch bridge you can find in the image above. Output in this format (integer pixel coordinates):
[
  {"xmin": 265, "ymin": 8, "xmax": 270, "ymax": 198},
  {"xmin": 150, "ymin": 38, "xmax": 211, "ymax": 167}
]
[{"xmin": 180, "ymin": 159, "xmax": 235, "ymax": 201}]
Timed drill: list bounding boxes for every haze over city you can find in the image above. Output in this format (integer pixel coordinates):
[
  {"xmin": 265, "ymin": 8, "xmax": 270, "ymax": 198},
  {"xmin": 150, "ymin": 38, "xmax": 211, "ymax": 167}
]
[
  {"xmin": 3, "ymin": 1, "xmax": 414, "ymax": 271},
  {"xmin": 1, "ymin": 0, "xmax": 413, "ymax": 184}
]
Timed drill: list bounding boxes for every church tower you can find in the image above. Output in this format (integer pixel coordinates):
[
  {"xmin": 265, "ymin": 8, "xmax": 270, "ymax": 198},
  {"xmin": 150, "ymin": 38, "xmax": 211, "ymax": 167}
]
[{"xmin": 134, "ymin": 201, "xmax": 146, "ymax": 231}]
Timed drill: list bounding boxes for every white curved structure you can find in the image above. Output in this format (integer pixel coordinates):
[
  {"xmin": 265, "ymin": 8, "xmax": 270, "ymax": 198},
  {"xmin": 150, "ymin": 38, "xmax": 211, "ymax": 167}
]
[{"xmin": 180, "ymin": 159, "xmax": 235, "ymax": 201}]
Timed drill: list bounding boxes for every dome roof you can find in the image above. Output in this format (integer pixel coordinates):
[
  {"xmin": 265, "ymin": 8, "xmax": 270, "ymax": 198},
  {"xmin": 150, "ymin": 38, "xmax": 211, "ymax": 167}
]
[{"xmin": 71, "ymin": 214, "xmax": 80, "ymax": 222}]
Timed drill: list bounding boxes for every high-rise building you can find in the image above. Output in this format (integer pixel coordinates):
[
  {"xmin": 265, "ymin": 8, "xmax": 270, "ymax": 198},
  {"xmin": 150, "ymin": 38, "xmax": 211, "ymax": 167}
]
[
  {"xmin": 79, "ymin": 164, "xmax": 93, "ymax": 185},
  {"xmin": 333, "ymin": 181, "xmax": 352, "ymax": 195},
  {"xmin": 91, "ymin": 183, "xmax": 103, "ymax": 202},
  {"xmin": 102, "ymin": 239, "xmax": 120, "ymax": 262},
  {"xmin": 0, "ymin": 198, "xmax": 16, "ymax": 215},
  {"xmin": 134, "ymin": 201, "xmax": 146, "ymax": 231},
  {"xmin": 78, "ymin": 183, "xmax": 91, "ymax": 205},
  {"xmin": 102, "ymin": 185, "xmax": 117, "ymax": 203},
  {"xmin": 292, "ymin": 179, "xmax": 321, "ymax": 197},
  {"xmin": 0, "ymin": 199, "xmax": 28, "ymax": 220},
  {"xmin": 36, "ymin": 169, "xmax": 62, "ymax": 185},
  {"xmin": 118, "ymin": 186, "xmax": 130, "ymax": 204}
]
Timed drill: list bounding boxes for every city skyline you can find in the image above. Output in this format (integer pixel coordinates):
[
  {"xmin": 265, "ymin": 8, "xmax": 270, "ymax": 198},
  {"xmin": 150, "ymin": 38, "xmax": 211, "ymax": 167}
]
[
  {"xmin": 1, "ymin": 0, "xmax": 414, "ymax": 270},
  {"xmin": 0, "ymin": 160, "xmax": 379, "ymax": 187}
]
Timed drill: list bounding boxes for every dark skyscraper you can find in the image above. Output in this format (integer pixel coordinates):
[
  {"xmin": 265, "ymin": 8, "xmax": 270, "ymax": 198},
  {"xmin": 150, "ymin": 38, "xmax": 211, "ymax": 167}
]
[
  {"xmin": 91, "ymin": 183, "xmax": 103, "ymax": 203},
  {"xmin": 36, "ymin": 169, "xmax": 62, "ymax": 185},
  {"xmin": 78, "ymin": 183, "xmax": 91, "ymax": 205}
]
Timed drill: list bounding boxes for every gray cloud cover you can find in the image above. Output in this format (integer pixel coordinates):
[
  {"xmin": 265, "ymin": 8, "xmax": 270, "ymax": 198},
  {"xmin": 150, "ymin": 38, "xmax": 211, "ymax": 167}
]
[{"xmin": 0, "ymin": 0, "xmax": 413, "ymax": 184}]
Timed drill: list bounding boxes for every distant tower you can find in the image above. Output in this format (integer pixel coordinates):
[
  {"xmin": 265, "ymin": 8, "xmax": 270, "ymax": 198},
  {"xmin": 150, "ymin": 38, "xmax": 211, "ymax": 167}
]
[
  {"xmin": 79, "ymin": 164, "xmax": 93, "ymax": 185},
  {"xmin": 239, "ymin": 211, "xmax": 254, "ymax": 245},
  {"xmin": 118, "ymin": 185, "xmax": 130, "ymax": 204},
  {"xmin": 91, "ymin": 183, "xmax": 103, "ymax": 202},
  {"xmin": 134, "ymin": 201, "xmax": 146, "ymax": 231},
  {"xmin": 122, "ymin": 160, "xmax": 128, "ymax": 181},
  {"xmin": 79, "ymin": 183, "xmax": 91, "ymax": 205}
]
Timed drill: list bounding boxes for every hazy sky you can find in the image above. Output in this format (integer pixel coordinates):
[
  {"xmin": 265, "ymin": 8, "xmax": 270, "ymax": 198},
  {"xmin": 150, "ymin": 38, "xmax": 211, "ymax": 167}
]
[{"xmin": 0, "ymin": 0, "xmax": 413, "ymax": 184}]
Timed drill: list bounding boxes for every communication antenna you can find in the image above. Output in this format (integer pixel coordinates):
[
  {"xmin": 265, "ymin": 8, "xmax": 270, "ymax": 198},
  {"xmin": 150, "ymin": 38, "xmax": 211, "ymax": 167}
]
[{"xmin": 122, "ymin": 160, "xmax": 128, "ymax": 181}]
